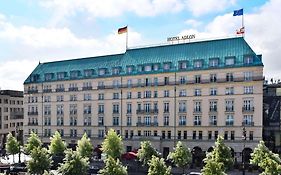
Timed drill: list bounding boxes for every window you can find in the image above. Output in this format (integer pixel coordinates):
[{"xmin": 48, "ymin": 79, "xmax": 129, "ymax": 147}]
[
  {"xmin": 127, "ymin": 66, "xmax": 133, "ymax": 74},
  {"xmin": 210, "ymin": 74, "xmax": 217, "ymax": 83},
  {"xmin": 210, "ymin": 88, "xmax": 217, "ymax": 96},
  {"xmin": 44, "ymin": 116, "xmax": 51, "ymax": 126},
  {"xmin": 98, "ymin": 69, "xmax": 106, "ymax": 76},
  {"xmin": 144, "ymin": 91, "xmax": 151, "ymax": 98},
  {"xmin": 45, "ymin": 73, "xmax": 53, "ymax": 81},
  {"xmin": 70, "ymin": 94, "xmax": 77, "ymax": 101},
  {"xmin": 224, "ymin": 131, "xmax": 228, "ymax": 140},
  {"xmin": 208, "ymin": 131, "xmax": 212, "ymax": 140},
  {"xmin": 194, "ymin": 101, "xmax": 201, "ymax": 112},
  {"xmin": 84, "ymin": 116, "xmax": 91, "ymax": 126},
  {"xmin": 98, "ymin": 81, "xmax": 104, "ymax": 89},
  {"xmin": 178, "ymin": 131, "xmax": 181, "ymax": 139},
  {"xmin": 179, "ymin": 116, "xmax": 186, "ymax": 126},
  {"xmin": 179, "ymin": 102, "xmax": 186, "ymax": 112},
  {"xmin": 209, "ymin": 101, "xmax": 217, "ymax": 112},
  {"xmin": 209, "ymin": 115, "xmax": 217, "ymax": 126},
  {"xmin": 225, "ymin": 57, "xmax": 235, "ymax": 66},
  {"xmin": 209, "ymin": 58, "xmax": 219, "ymax": 67},
  {"xmin": 84, "ymin": 104, "xmax": 91, "ymax": 114},
  {"xmin": 153, "ymin": 77, "xmax": 158, "ymax": 86},
  {"xmin": 69, "ymin": 104, "xmax": 77, "ymax": 115},
  {"xmin": 57, "ymin": 116, "xmax": 64, "ymax": 126},
  {"xmin": 127, "ymin": 79, "xmax": 132, "ymax": 87},
  {"xmin": 164, "ymin": 90, "xmax": 169, "ymax": 97},
  {"xmin": 243, "ymin": 99, "xmax": 254, "ymax": 111},
  {"xmin": 112, "ymin": 67, "xmax": 120, "ymax": 75},
  {"xmin": 98, "ymin": 130, "xmax": 104, "ymax": 138},
  {"xmin": 153, "ymin": 64, "xmax": 159, "ymax": 71},
  {"xmin": 144, "ymin": 65, "xmax": 152, "ymax": 72},
  {"xmin": 127, "ymin": 92, "xmax": 132, "ymax": 99},
  {"xmin": 231, "ymin": 131, "xmax": 235, "ymax": 140},
  {"xmin": 113, "ymin": 93, "xmax": 119, "ymax": 99},
  {"xmin": 84, "ymin": 129, "xmax": 91, "ymax": 137},
  {"xmin": 164, "ymin": 102, "xmax": 169, "ymax": 113},
  {"xmin": 244, "ymin": 85, "xmax": 254, "ymax": 94},
  {"xmin": 98, "ymin": 93, "xmax": 104, "ymax": 100},
  {"xmin": 98, "ymin": 116, "xmax": 104, "ymax": 126},
  {"xmin": 225, "ymin": 73, "xmax": 233, "ymax": 83},
  {"xmin": 180, "ymin": 76, "xmax": 186, "ymax": 84},
  {"xmin": 163, "ymin": 63, "xmax": 171, "ymax": 70},
  {"xmin": 225, "ymin": 87, "xmax": 234, "ymax": 95},
  {"xmin": 113, "ymin": 104, "xmax": 119, "ymax": 113},
  {"xmin": 113, "ymin": 117, "xmax": 119, "ymax": 126},
  {"xmin": 226, "ymin": 115, "xmax": 234, "ymax": 126},
  {"xmin": 137, "ymin": 92, "xmax": 142, "ymax": 98},
  {"xmin": 194, "ymin": 116, "xmax": 201, "ymax": 126},
  {"xmin": 244, "ymin": 72, "xmax": 253, "ymax": 81},
  {"xmin": 244, "ymin": 56, "xmax": 253, "ymax": 64},
  {"xmin": 195, "ymin": 75, "xmax": 201, "ymax": 83},
  {"xmin": 84, "ymin": 69, "xmax": 93, "ymax": 77},
  {"xmin": 44, "ymin": 105, "xmax": 51, "ymax": 115},
  {"xmin": 193, "ymin": 131, "xmax": 196, "ymax": 140},
  {"xmin": 179, "ymin": 89, "xmax": 186, "ymax": 97},
  {"xmin": 57, "ymin": 72, "xmax": 65, "ymax": 80},
  {"xmin": 127, "ymin": 116, "xmax": 132, "ymax": 126},
  {"xmin": 194, "ymin": 89, "xmax": 201, "ymax": 96},
  {"xmin": 194, "ymin": 60, "xmax": 202, "ymax": 68},
  {"xmin": 84, "ymin": 93, "xmax": 91, "ymax": 101},
  {"xmin": 98, "ymin": 104, "xmax": 104, "ymax": 114},
  {"xmin": 199, "ymin": 131, "xmax": 202, "ymax": 140},
  {"xmin": 83, "ymin": 82, "xmax": 92, "ymax": 89},
  {"xmin": 70, "ymin": 71, "xmax": 79, "ymax": 79},
  {"xmin": 113, "ymin": 80, "xmax": 120, "ymax": 88},
  {"xmin": 249, "ymin": 131, "xmax": 254, "ymax": 140},
  {"xmin": 70, "ymin": 116, "xmax": 77, "ymax": 126},
  {"xmin": 69, "ymin": 83, "xmax": 78, "ymax": 91},
  {"xmin": 56, "ymin": 105, "xmax": 63, "ymax": 115},
  {"xmin": 164, "ymin": 77, "xmax": 169, "ymax": 85},
  {"xmin": 179, "ymin": 61, "xmax": 187, "ymax": 70},
  {"xmin": 144, "ymin": 116, "xmax": 151, "ymax": 126},
  {"xmin": 56, "ymin": 95, "xmax": 64, "ymax": 102},
  {"xmin": 145, "ymin": 78, "xmax": 151, "ymax": 86},
  {"xmin": 214, "ymin": 131, "xmax": 218, "ymax": 140},
  {"xmin": 243, "ymin": 115, "xmax": 253, "ymax": 126},
  {"xmin": 164, "ymin": 116, "xmax": 169, "ymax": 126},
  {"xmin": 225, "ymin": 100, "xmax": 234, "ymax": 112},
  {"xmin": 138, "ymin": 65, "xmax": 143, "ymax": 72},
  {"xmin": 127, "ymin": 103, "xmax": 132, "ymax": 114},
  {"xmin": 154, "ymin": 91, "xmax": 158, "ymax": 98}
]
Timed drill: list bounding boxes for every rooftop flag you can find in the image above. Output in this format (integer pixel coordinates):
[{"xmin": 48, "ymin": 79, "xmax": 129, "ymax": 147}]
[
  {"xmin": 233, "ymin": 8, "xmax": 243, "ymax": 16},
  {"xmin": 118, "ymin": 26, "xmax": 128, "ymax": 34},
  {"xmin": 236, "ymin": 27, "xmax": 245, "ymax": 34}
]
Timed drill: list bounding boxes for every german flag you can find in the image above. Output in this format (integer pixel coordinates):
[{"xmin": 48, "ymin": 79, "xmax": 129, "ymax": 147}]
[{"xmin": 118, "ymin": 26, "xmax": 128, "ymax": 34}]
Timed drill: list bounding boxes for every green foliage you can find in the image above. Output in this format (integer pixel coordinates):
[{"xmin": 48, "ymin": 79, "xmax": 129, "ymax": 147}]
[
  {"xmin": 251, "ymin": 140, "xmax": 281, "ymax": 175},
  {"xmin": 27, "ymin": 147, "xmax": 52, "ymax": 174},
  {"xmin": 148, "ymin": 155, "xmax": 171, "ymax": 175},
  {"xmin": 77, "ymin": 133, "xmax": 93, "ymax": 159},
  {"xmin": 25, "ymin": 131, "xmax": 42, "ymax": 154},
  {"xmin": 58, "ymin": 149, "xmax": 89, "ymax": 175},
  {"xmin": 101, "ymin": 129, "xmax": 123, "ymax": 159},
  {"xmin": 167, "ymin": 141, "xmax": 192, "ymax": 174},
  {"xmin": 49, "ymin": 131, "xmax": 66, "ymax": 156},
  {"xmin": 201, "ymin": 136, "xmax": 233, "ymax": 175},
  {"xmin": 137, "ymin": 141, "xmax": 159, "ymax": 166},
  {"xmin": 5, "ymin": 132, "xmax": 20, "ymax": 162},
  {"xmin": 98, "ymin": 156, "xmax": 127, "ymax": 175}
]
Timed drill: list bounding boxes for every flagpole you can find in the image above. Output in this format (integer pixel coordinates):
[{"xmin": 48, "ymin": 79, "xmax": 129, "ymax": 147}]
[
  {"xmin": 126, "ymin": 25, "xmax": 128, "ymax": 50},
  {"xmin": 242, "ymin": 10, "xmax": 245, "ymax": 37}
]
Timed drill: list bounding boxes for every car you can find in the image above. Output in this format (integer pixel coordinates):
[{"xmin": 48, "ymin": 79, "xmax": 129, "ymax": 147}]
[
  {"xmin": 189, "ymin": 172, "xmax": 201, "ymax": 175},
  {"xmin": 9, "ymin": 162, "xmax": 27, "ymax": 174},
  {"xmin": 88, "ymin": 165, "xmax": 100, "ymax": 174}
]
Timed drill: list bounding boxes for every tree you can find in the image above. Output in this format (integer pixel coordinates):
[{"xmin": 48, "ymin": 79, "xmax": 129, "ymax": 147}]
[
  {"xmin": 49, "ymin": 131, "xmax": 66, "ymax": 156},
  {"xmin": 25, "ymin": 131, "xmax": 42, "ymax": 154},
  {"xmin": 98, "ymin": 156, "xmax": 127, "ymax": 175},
  {"xmin": 5, "ymin": 132, "xmax": 20, "ymax": 163},
  {"xmin": 137, "ymin": 141, "xmax": 159, "ymax": 166},
  {"xmin": 148, "ymin": 155, "xmax": 171, "ymax": 175},
  {"xmin": 77, "ymin": 133, "xmax": 93, "ymax": 159},
  {"xmin": 58, "ymin": 149, "xmax": 89, "ymax": 175},
  {"xmin": 101, "ymin": 129, "xmax": 123, "ymax": 159},
  {"xmin": 251, "ymin": 141, "xmax": 281, "ymax": 175},
  {"xmin": 201, "ymin": 136, "xmax": 233, "ymax": 175},
  {"xmin": 27, "ymin": 147, "xmax": 52, "ymax": 175},
  {"xmin": 167, "ymin": 141, "xmax": 192, "ymax": 174}
]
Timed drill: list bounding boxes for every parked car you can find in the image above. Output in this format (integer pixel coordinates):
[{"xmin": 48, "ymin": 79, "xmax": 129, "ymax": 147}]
[
  {"xmin": 10, "ymin": 162, "xmax": 27, "ymax": 174},
  {"xmin": 189, "ymin": 172, "xmax": 201, "ymax": 175}
]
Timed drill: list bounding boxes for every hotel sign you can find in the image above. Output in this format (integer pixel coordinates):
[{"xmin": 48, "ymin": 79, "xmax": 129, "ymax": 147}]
[{"xmin": 167, "ymin": 34, "xmax": 195, "ymax": 42}]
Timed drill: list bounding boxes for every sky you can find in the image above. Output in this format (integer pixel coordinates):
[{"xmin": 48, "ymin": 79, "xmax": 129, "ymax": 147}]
[{"xmin": 0, "ymin": 0, "xmax": 280, "ymax": 91}]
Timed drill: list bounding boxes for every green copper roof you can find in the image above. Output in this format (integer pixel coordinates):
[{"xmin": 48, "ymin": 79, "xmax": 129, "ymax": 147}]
[{"xmin": 24, "ymin": 37, "xmax": 263, "ymax": 84}]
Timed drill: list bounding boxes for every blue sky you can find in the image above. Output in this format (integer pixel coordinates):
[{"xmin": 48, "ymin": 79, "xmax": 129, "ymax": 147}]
[{"xmin": 0, "ymin": 0, "xmax": 280, "ymax": 90}]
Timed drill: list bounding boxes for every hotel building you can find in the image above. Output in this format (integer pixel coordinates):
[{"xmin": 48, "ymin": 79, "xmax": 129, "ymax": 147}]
[
  {"xmin": 0, "ymin": 90, "xmax": 24, "ymax": 150},
  {"xmin": 23, "ymin": 37, "xmax": 263, "ymax": 162}
]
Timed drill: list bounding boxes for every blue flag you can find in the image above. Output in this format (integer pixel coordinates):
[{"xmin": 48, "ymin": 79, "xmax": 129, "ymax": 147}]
[{"xmin": 233, "ymin": 9, "xmax": 243, "ymax": 16}]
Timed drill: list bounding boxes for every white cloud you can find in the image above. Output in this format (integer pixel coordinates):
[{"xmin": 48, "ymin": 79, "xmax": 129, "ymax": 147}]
[
  {"xmin": 185, "ymin": 19, "xmax": 202, "ymax": 28},
  {"xmin": 185, "ymin": 0, "xmax": 236, "ymax": 16},
  {"xmin": 180, "ymin": 0, "xmax": 281, "ymax": 79}
]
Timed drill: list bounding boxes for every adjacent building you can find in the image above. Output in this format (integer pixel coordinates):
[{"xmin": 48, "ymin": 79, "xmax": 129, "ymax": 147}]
[
  {"xmin": 23, "ymin": 37, "xmax": 263, "ymax": 163},
  {"xmin": 0, "ymin": 90, "xmax": 24, "ymax": 150}
]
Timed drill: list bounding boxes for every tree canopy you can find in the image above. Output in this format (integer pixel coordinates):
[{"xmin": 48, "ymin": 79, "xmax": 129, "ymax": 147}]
[
  {"xmin": 251, "ymin": 140, "xmax": 281, "ymax": 175},
  {"xmin": 98, "ymin": 156, "xmax": 127, "ymax": 175},
  {"xmin": 25, "ymin": 131, "xmax": 42, "ymax": 154},
  {"xmin": 101, "ymin": 129, "xmax": 123, "ymax": 159},
  {"xmin": 27, "ymin": 147, "xmax": 52, "ymax": 175},
  {"xmin": 5, "ymin": 132, "xmax": 20, "ymax": 162},
  {"xmin": 76, "ymin": 133, "xmax": 93, "ymax": 159},
  {"xmin": 49, "ymin": 131, "xmax": 66, "ymax": 156},
  {"xmin": 148, "ymin": 155, "xmax": 171, "ymax": 175},
  {"xmin": 137, "ymin": 141, "xmax": 159, "ymax": 166},
  {"xmin": 167, "ymin": 141, "xmax": 192, "ymax": 174}
]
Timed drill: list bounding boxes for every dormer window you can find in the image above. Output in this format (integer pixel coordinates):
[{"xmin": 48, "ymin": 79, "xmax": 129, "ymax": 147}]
[
  {"xmin": 70, "ymin": 71, "xmax": 79, "ymax": 79},
  {"xmin": 209, "ymin": 58, "xmax": 219, "ymax": 67},
  {"xmin": 225, "ymin": 57, "xmax": 235, "ymax": 66},
  {"xmin": 163, "ymin": 63, "xmax": 171, "ymax": 70},
  {"xmin": 138, "ymin": 65, "xmax": 143, "ymax": 72},
  {"xmin": 194, "ymin": 60, "xmax": 202, "ymax": 68},
  {"xmin": 112, "ymin": 67, "xmax": 120, "ymax": 75},
  {"xmin": 57, "ymin": 72, "xmax": 65, "ymax": 80},
  {"xmin": 45, "ymin": 73, "xmax": 53, "ymax": 81},
  {"xmin": 127, "ymin": 66, "xmax": 134, "ymax": 74},
  {"xmin": 84, "ymin": 69, "xmax": 93, "ymax": 77},
  {"xmin": 244, "ymin": 55, "xmax": 253, "ymax": 64},
  {"xmin": 153, "ymin": 64, "xmax": 159, "ymax": 71},
  {"xmin": 144, "ymin": 65, "xmax": 152, "ymax": 72},
  {"xmin": 30, "ymin": 74, "xmax": 40, "ymax": 82},
  {"xmin": 99, "ymin": 69, "xmax": 106, "ymax": 76},
  {"xmin": 179, "ymin": 61, "xmax": 187, "ymax": 70}
]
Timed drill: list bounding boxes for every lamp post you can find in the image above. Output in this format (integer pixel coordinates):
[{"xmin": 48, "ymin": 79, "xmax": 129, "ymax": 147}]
[
  {"xmin": 242, "ymin": 126, "xmax": 246, "ymax": 175},
  {"xmin": 15, "ymin": 126, "xmax": 21, "ymax": 163}
]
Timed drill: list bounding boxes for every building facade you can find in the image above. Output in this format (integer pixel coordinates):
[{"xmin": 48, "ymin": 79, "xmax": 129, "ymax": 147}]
[
  {"xmin": 0, "ymin": 90, "xmax": 24, "ymax": 150},
  {"xmin": 24, "ymin": 37, "xmax": 263, "ymax": 163},
  {"xmin": 263, "ymin": 83, "xmax": 281, "ymax": 153}
]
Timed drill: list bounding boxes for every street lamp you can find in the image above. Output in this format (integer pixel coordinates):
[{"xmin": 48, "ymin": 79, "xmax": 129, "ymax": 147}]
[
  {"xmin": 15, "ymin": 126, "xmax": 21, "ymax": 163},
  {"xmin": 242, "ymin": 126, "xmax": 246, "ymax": 175}
]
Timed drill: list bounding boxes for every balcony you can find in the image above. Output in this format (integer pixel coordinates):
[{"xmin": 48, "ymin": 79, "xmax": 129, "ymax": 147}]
[
  {"xmin": 136, "ymin": 109, "xmax": 159, "ymax": 114},
  {"xmin": 56, "ymin": 88, "xmax": 65, "ymax": 92},
  {"xmin": 225, "ymin": 121, "xmax": 234, "ymax": 126},
  {"xmin": 242, "ymin": 121, "xmax": 255, "ymax": 126},
  {"xmin": 98, "ymin": 111, "xmax": 104, "ymax": 114},
  {"xmin": 225, "ymin": 108, "xmax": 234, "ymax": 112},
  {"xmin": 28, "ymin": 111, "xmax": 38, "ymax": 115},
  {"xmin": 82, "ymin": 86, "xmax": 92, "ymax": 91},
  {"xmin": 43, "ymin": 89, "xmax": 52, "ymax": 93},
  {"xmin": 28, "ymin": 122, "xmax": 38, "ymax": 126},
  {"xmin": 112, "ymin": 111, "xmax": 119, "ymax": 114},
  {"xmin": 242, "ymin": 107, "xmax": 255, "ymax": 112},
  {"xmin": 97, "ymin": 85, "xmax": 105, "ymax": 89},
  {"xmin": 209, "ymin": 108, "xmax": 217, "ymax": 112},
  {"xmin": 136, "ymin": 122, "xmax": 158, "ymax": 127},
  {"xmin": 27, "ymin": 89, "xmax": 38, "ymax": 94},
  {"xmin": 209, "ymin": 121, "xmax": 217, "ymax": 126},
  {"xmin": 10, "ymin": 111, "xmax": 24, "ymax": 119},
  {"xmin": 68, "ymin": 87, "xmax": 78, "ymax": 91},
  {"xmin": 193, "ymin": 109, "xmax": 202, "ymax": 114},
  {"xmin": 178, "ymin": 109, "xmax": 187, "ymax": 113}
]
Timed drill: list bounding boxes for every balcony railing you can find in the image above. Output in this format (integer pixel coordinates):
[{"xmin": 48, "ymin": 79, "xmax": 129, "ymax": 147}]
[
  {"xmin": 68, "ymin": 87, "xmax": 79, "ymax": 91},
  {"xmin": 136, "ymin": 109, "xmax": 159, "ymax": 114},
  {"xmin": 225, "ymin": 121, "xmax": 234, "ymax": 126},
  {"xmin": 82, "ymin": 86, "xmax": 92, "ymax": 90},
  {"xmin": 209, "ymin": 108, "xmax": 217, "ymax": 112},
  {"xmin": 136, "ymin": 122, "xmax": 158, "ymax": 127},
  {"xmin": 28, "ymin": 111, "xmax": 38, "ymax": 115},
  {"xmin": 27, "ymin": 89, "xmax": 38, "ymax": 94},
  {"xmin": 28, "ymin": 122, "xmax": 38, "ymax": 126},
  {"xmin": 242, "ymin": 107, "xmax": 255, "ymax": 112},
  {"xmin": 43, "ymin": 89, "xmax": 52, "ymax": 93},
  {"xmin": 242, "ymin": 121, "xmax": 255, "ymax": 126},
  {"xmin": 225, "ymin": 108, "xmax": 234, "ymax": 112},
  {"xmin": 56, "ymin": 88, "xmax": 65, "ymax": 92}
]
